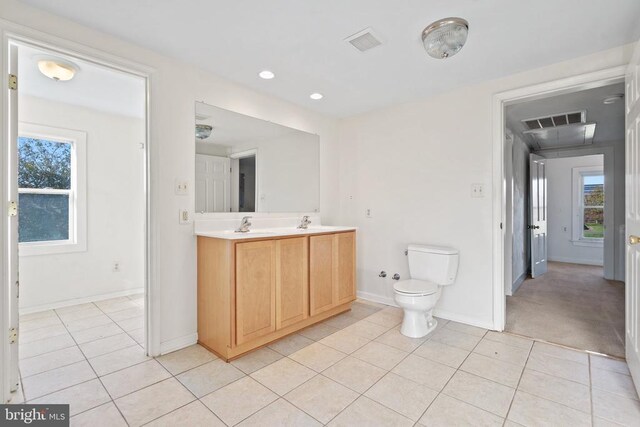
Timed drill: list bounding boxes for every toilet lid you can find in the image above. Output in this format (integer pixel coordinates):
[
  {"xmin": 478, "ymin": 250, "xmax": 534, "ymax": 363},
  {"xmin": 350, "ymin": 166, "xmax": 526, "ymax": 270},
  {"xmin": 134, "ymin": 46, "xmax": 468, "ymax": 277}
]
[{"xmin": 394, "ymin": 279, "xmax": 439, "ymax": 295}]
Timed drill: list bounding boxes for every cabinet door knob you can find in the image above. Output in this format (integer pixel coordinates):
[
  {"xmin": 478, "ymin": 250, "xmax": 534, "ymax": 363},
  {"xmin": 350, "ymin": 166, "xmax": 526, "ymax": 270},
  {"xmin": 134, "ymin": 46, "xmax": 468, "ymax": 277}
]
[{"xmin": 630, "ymin": 235, "xmax": 640, "ymax": 245}]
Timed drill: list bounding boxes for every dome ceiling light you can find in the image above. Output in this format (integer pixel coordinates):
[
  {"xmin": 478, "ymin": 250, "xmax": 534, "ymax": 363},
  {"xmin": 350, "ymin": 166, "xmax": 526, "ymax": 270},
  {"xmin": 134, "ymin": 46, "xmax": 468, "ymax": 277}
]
[
  {"xmin": 195, "ymin": 124, "xmax": 213, "ymax": 140},
  {"xmin": 422, "ymin": 17, "xmax": 469, "ymax": 59},
  {"xmin": 37, "ymin": 58, "xmax": 78, "ymax": 81}
]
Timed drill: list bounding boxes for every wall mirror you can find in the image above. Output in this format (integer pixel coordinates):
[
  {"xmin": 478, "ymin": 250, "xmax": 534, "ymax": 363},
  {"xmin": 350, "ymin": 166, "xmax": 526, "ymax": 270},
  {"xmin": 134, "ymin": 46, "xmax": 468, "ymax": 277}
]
[{"xmin": 194, "ymin": 102, "xmax": 320, "ymax": 213}]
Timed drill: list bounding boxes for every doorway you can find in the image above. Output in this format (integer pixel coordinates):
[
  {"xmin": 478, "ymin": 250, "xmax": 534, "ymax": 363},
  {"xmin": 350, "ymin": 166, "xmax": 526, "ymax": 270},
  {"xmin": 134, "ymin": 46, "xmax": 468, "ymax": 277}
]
[
  {"xmin": 4, "ymin": 39, "xmax": 149, "ymax": 402},
  {"xmin": 501, "ymin": 81, "xmax": 626, "ymax": 357}
]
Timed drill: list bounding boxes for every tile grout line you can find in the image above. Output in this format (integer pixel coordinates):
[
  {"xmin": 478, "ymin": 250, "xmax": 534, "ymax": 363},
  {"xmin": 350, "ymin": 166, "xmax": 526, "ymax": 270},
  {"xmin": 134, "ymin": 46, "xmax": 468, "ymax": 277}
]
[
  {"xmin": 501, "ymin": 337, "xmax": 534, "ymax": 425},
  {"xmin": 53, "ymin": 304, "xmax": 131, "ymax": 427}
]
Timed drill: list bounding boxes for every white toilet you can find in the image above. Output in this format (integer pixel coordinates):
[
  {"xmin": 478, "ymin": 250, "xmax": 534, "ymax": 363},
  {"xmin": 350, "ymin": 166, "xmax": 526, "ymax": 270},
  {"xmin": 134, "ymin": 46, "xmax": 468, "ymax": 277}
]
[{"xmin": 394, "ymin": 244, "xmax": 459, "ymax": 338}]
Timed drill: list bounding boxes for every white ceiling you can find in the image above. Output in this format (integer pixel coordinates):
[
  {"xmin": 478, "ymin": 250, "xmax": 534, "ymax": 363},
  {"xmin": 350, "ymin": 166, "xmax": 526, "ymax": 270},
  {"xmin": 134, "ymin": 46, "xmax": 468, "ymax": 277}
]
[
  {"xmin": 505, "ymin": 82, "xmax": 625, "ymax": 150},
  {"xmin": 19, "ymin": 44, "xmax": 145, "ymax": 118},
  {"xmin": 18, "ymin": 0, "xmax": 640, "ymax": 117},
  {"xmin": 195, "ymin": 101, "xmax": 306, "ymax": 146}
]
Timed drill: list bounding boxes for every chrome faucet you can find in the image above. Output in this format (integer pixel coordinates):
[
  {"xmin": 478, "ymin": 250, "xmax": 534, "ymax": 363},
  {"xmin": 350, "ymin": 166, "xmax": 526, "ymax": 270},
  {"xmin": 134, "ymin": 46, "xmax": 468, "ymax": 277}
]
[
  {"xmin": 297, "ymin": 215, "xmax": 312, "ymax": 230},
  {"xmin": 235, "ymin": 216, "xmax": 252, "ymax": 233}
]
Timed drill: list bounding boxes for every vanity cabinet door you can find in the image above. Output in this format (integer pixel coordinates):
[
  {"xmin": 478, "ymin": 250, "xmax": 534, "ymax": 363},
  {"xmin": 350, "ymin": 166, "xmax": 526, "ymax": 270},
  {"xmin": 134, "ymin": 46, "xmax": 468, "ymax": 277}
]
[
  {"xmin": 276, "ymin": 237, "xmax": 309, "ymax": 329},
  {"xmin": 235, "ymin": 240, "xmax": 277, "ymax": 345},
  {"xmin": 309, "ymin": 234, "xmax": 338, "ymax": 316},
  {"xmin": 336, "ymin": 232, "xmax": 356, "ymax": 305}
]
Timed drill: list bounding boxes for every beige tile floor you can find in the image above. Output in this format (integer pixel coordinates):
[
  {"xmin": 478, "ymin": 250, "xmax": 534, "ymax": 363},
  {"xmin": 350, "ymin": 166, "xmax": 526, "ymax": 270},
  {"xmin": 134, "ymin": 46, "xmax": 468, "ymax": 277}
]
[
  {"xmin": 12, "ymin": 297, "xmax": 640, "ymax": 426},
  {"xmin": 506, "ymin": 262, "xmax": 625, "ymax": 358}
]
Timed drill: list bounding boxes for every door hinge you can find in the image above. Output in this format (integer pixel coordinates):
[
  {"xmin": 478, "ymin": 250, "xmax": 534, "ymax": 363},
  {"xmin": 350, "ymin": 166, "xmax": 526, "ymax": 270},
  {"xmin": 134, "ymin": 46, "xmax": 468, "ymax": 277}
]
[
  {"xmin": 8, "ymin": 328, "xmax": 17, "ymax": 344},
  {"xmin": 7, "ymin": 201, "xmax": 17, "ymax": 217},
  {"xmin": 8, "ymin": 74, "xmax": 17, "ymax": 91}
]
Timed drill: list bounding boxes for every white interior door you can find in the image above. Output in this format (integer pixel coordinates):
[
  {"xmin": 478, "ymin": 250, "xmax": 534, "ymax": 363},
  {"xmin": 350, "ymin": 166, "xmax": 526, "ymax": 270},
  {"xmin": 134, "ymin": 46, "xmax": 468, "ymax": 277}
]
[
  {"xmin": 625, "ymin": 37, "xmax": 640, "ymax": 396},
  {"xmin": 529, "ymin": 153, "xmax": 548, "ymax": 278},
  {"xmin": 3, "ymin": 43, "xmax": 20, "ymax": 401},
  {"xmin": 195, "ymin": 154, "xmax": 230, "ymax": 212}
]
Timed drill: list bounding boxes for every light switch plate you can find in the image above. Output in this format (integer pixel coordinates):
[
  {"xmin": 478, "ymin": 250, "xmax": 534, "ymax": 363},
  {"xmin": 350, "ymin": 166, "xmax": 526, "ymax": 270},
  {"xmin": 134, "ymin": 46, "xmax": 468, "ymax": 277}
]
[
  {"xmin": 471, "ymin": 184, "xmax": 484, "ymax": 198},
  {"xmin": 175, "ymin": 180, "xmax": 189, "ymax": 195}
]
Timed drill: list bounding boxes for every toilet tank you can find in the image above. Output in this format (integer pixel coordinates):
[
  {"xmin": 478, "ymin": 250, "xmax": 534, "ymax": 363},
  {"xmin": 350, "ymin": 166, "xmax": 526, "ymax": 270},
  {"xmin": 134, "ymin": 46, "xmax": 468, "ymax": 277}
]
[{"xmin": 407, "ymin": 244, "xmax": 459, "ymax": 285}]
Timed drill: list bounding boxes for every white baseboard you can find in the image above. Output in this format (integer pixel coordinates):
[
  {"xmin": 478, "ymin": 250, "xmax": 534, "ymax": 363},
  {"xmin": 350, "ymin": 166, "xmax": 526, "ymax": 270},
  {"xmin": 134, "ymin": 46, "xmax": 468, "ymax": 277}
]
[
  {"xmin": 20, "ymin": 288, "xmax": 144, "ymax": 315},
  {"xmin": 432, "ymin": 308, "xmax": 495, "ymax": 330},
  {"xmin": 357, "ymin": 291, "xmax": 494, "ymax": 330},
  {"xmin": 548, "ymin": 256, "xmax": 603, "ymax": 266},
  {"xmin": 160, "ymin": 333, "xmax": 198, "ymax": 355},
  {"xmin": 356, "ymin": 291, "xmax": 397, "ymax": 307},
  {"xmin": 512, "ymin": 272, "xmax": 527, "ymax": 294}
]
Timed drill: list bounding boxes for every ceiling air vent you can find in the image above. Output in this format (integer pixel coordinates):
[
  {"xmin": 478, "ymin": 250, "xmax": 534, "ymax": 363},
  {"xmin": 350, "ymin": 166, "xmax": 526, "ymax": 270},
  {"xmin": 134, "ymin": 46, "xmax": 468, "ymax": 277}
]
[
  {"xmin": 522, "ymin": 110, "xmax": 586, "ymax": 130},
  {"xmin": 521, "ymin": 110, "xmax": 595, "ymax": 150},
  {"xmin": 345, "ymin": 28, "xmax": 382, "ymax": 52}
]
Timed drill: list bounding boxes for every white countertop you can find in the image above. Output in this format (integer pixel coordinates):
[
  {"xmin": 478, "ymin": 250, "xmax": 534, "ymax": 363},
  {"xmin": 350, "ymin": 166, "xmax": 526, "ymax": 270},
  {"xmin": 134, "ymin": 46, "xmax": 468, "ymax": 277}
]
[{"xmin": 195, "ymin": 225, "xmax": 356, "ymax": 240}]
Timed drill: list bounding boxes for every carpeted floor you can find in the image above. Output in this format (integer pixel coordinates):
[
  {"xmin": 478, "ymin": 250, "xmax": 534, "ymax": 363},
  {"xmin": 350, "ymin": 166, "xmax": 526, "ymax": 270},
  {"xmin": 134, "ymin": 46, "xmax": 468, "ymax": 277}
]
[{"xmin": 506, "ymin": 262, "xmax": 625, "ymax": 358}]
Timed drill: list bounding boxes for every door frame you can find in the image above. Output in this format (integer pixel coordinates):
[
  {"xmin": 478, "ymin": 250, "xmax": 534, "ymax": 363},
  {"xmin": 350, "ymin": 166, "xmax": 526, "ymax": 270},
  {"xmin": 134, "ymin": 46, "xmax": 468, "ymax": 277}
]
[
  {"xmin": 229, "ymin": 149, "xmax": 258, "ymax": 212},
  {"xmin": 491, "ymin": 65, "xmax": 626, "ymax": 331},
  {"xmin": 1, "ymin": 23, "xmax": 157, "ymax": 402}
]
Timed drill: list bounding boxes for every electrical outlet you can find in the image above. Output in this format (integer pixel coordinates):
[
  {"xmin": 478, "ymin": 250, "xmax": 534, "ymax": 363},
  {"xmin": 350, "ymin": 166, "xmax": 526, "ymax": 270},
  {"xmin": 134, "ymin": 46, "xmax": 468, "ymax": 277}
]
[
  {"xmin": 113, "ymin": 262, "xmax": 120, "ymax": 272},
  {"xmin": 175, "ymin": 180, "xmax": 189, "ymax": 195},
  {"xmin": 471, "ymin": 184, "xmax": 485, "ymax": 198},
  {"xmin": 179, "ymin": 209, "xmax": 190, "ymax": 224},
  {"xmin": 366, "ymin": 208, "xmax": 373, "ymax": 218}
]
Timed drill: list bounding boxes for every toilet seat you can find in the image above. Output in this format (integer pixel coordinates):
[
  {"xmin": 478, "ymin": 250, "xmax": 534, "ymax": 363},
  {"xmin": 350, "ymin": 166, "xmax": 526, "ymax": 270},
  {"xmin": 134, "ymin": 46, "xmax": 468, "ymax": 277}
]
[{"xmin": 393, "ymin": 279, "xmax": 439, "ymax": 296}]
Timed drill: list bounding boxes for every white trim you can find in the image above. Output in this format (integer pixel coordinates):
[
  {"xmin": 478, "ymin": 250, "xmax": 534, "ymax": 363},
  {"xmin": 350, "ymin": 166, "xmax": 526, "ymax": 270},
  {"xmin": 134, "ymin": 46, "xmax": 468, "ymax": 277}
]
[
  {"xmin": 356, "ymin": 290, "xmax": 397, "ymax": 307},
  {"xmin": 432, "ymin": 308, "xmax": 496, "ymax": 331},
  {"xmin": 17, "ymin": 122, "xmax": 87, "ymax": 256},
  {"xmin": 160, "ymin": 333, "xmax": 198, "ymax": 355},
  {"xmin": 19, "ymin": 288, "xmax": 143, "ymax": 315},
  {"xmin": 492, "ymin": 65, "xmax": 626, "ymax": 331},
  {"xmin": 572, "ymin": 165, "xmax": 605, "ymax": 244},
  {"xmin": 548, "ymin": 256, "xmax": 604, "ymax": 266},
  {"xmin": 229, "ymin": 149, "xmax": 258, "ymax": 212}
]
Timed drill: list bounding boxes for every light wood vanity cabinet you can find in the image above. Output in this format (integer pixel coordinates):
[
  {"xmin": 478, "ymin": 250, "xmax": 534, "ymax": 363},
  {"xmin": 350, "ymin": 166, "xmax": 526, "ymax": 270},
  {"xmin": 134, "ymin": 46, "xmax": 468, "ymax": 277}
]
[{"xmin": 197, "ymin": 230, "xmax": 355, "ymax": 361}]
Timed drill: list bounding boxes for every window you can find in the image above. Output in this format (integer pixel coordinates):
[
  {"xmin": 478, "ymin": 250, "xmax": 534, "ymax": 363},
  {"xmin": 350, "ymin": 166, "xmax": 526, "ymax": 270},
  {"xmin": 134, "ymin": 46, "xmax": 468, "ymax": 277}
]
[
  {"xmin": 572, "ymin": 166, "xmax": 604, "ymax": 246},
  {"xmin": 18, "ymin": 124, "xmax": 86, "ymax": 256}
]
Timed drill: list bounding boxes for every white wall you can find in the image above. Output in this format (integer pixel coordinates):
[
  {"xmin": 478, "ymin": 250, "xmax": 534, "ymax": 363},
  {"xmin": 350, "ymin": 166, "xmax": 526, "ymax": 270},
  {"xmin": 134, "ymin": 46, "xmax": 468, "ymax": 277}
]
[
  {"xmin": 338, "ymin": 44, "xmax": 633, "ymax": 329},
  {"xmin": 546, "ymin": 154, "xmax": 604, "ymax": 266},
  {"xmin": 18, "ymin": 95, "xmax": 145, "ymax": 311},
  {"xmin": 231, "ymin": 132, "xmax": 320, "ymax": 212},
  {"xmin": 0, "ymin": 0, "xmax": 341, "ymax": 354}
]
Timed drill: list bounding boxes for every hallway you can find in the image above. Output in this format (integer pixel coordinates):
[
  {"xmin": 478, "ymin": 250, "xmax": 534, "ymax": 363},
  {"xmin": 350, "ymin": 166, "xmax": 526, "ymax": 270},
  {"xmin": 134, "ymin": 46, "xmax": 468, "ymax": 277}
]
[{"xmin": 506, "ymin": 262, "xmax": 625, "ymax": 358}]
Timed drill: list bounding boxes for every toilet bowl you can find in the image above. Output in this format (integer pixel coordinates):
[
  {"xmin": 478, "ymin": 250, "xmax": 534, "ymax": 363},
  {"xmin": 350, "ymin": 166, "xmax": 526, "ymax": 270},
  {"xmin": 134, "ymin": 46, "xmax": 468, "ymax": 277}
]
[
  {"xmin": 394, "ymin": 245, "xmax": 459, "ymax": 338},
  {"xmin": 394, "ymin": 280, "xmax": 441, "ymax": 338}
]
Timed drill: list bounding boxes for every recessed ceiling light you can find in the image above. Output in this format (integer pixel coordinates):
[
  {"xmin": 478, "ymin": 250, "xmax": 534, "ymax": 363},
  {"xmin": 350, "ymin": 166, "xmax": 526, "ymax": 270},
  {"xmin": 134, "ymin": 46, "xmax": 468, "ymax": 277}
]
[
  {"xmin": 603, "ymin": 94, "xmax": 624, "ymax": 105},
  {"xmin": 310, "ymin": 93, "xmax": 323, "ymax": 100},
  {"xmin": 258, "ymin": 70, "xmax": 275, "ymax": 80},
  {"xmin": 37, "ymin": 58, "xmax": 78, "ymax": 81}
]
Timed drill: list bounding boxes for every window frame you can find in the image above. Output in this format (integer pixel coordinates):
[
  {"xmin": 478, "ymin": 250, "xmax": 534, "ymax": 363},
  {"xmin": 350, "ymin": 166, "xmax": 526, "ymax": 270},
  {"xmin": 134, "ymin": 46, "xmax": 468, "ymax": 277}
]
[
  {"xmin": 18, "ymin": 123, "xmax": 87, "ymax": 256},
  {"xmin": 571, "ymin": 165, "xmax": 604, "ymax": 247}
]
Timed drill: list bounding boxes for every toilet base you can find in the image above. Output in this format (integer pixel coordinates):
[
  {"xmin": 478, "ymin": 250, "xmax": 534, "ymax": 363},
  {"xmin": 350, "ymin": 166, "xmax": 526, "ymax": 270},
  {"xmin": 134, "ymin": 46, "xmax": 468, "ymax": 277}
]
[{"xmin": 399, "ymin": 310, "xmax": 437, "ymax": 338}]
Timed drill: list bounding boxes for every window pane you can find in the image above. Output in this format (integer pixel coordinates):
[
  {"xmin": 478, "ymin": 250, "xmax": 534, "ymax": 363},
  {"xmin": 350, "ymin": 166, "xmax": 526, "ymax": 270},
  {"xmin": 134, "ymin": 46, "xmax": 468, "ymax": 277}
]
[
  {"xmin": 18, "ymin": 137, "xmax": 71, "ymax": 190},
  {"xmin": 18, "ymin": 193, "xmax": 69, "ymax": 243},
  {"xmin": 583, "ymin": 207, "xmax": 604, "ymax": 239},
  {"xmin": 583, "ymin": 175, "xmax": 604, "ymax": 207}
]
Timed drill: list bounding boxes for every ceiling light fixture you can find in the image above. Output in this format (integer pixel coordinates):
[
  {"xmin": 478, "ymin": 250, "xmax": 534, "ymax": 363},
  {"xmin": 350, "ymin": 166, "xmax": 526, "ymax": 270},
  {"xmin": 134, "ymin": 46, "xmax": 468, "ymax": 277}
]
[
  {"xmin": 195, "ymin": 124, "xmax": 213, "ymax": 140},
  {"xmin": 422, "ymin": 17, "xmax": 469, "ymax": 59},
  {"xmin": 310, "ymin": 93, "xmax": 323, "ymax": 100},
  {"xmin": 258, "ymin": 70, "xmax": 275, "ymax": 79},
  {"xmin": 37, "ymin": 58, "xmax": 78, "ymax": 81},
  {"xmin": 603, "ymin": 94, "xmax": 624, "ymax": 105}
]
